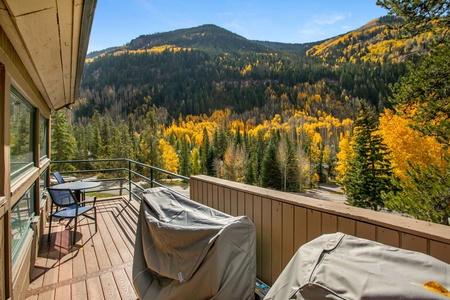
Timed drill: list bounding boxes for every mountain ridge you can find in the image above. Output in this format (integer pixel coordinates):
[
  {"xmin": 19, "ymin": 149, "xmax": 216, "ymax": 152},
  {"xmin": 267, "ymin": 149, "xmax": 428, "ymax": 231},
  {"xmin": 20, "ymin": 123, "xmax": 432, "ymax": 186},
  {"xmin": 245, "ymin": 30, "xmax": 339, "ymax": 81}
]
[
  {"xmin": 78, "ymin": 17, "xmax": 421, "ymax": 124},
  {"xmin": 86, "ymin": 17, "xmax": 426, "ymax": 63},
  {"xmin": 86, "ymin": 23, "xmax": 329, "ymax": 59}
]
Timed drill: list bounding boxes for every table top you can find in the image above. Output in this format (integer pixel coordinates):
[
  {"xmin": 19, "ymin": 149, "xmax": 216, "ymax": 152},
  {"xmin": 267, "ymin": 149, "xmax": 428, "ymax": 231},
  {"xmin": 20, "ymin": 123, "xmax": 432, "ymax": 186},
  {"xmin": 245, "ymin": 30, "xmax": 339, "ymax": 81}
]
[{"xmin": 52, "ymin": 181, "xmax": 101, "ymax": 190}]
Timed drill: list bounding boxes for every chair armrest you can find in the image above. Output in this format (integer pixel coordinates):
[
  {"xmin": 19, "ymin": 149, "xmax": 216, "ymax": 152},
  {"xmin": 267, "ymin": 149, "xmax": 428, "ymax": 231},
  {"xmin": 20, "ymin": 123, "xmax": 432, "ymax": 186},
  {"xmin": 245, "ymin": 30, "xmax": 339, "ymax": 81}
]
[{"xmin": 79, "ymin": 196, "xmax": 97, "ymax": 206}]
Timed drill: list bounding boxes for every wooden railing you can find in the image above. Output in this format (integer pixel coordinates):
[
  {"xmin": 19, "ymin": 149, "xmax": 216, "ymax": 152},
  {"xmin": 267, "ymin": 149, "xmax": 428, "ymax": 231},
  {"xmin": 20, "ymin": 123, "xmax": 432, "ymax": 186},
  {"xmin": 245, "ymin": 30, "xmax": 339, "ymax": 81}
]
[{"xmin": 189, "ymin": 175, "xmax": 450, "ymax": 286}]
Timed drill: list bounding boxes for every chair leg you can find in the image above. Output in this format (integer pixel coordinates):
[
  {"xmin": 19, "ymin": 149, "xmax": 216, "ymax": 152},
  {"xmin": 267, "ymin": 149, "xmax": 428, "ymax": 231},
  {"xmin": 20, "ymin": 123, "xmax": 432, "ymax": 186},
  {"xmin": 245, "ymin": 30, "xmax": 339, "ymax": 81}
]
[
  {"xmin": 47, "ymin": 214, "xmax": 53, "ymax": 243},
  {"xmin": 94, "ymin": 206, "xmax": 97, "ymax": 233},
  {"xmin": 65, "ymin": 218, "xmax": 74, "ymax": 228},
  {"xmin": 73, "ymin": 217, "xmax": 77, "ymax": 245}
]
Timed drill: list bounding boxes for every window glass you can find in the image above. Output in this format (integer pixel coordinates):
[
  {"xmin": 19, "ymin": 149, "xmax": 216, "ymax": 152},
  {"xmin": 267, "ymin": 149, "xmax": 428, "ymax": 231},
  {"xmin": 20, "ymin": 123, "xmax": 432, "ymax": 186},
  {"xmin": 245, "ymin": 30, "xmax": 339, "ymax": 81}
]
[
  {"xmin": 40, "ymin": 114, "xmax": 48, "ymax": 160},
  {"xmin": 40, "ymin": 170, "xmax": 49, "ymax": 205},
  {"xmin": 11, "ymin": 184, "xmax": 35, "ymax": 265},
  {"xmin": 10, "ymin": 87, "xmax": 35, "ymax": 181}
]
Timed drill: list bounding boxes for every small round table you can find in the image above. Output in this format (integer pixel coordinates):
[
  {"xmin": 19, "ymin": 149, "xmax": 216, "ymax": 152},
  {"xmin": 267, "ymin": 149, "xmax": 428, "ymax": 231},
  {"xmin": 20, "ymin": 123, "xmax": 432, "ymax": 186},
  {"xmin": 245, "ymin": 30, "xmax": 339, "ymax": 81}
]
[{"xmin": 52, "ymin": 181, "xmax": 101, "ymax": 202}]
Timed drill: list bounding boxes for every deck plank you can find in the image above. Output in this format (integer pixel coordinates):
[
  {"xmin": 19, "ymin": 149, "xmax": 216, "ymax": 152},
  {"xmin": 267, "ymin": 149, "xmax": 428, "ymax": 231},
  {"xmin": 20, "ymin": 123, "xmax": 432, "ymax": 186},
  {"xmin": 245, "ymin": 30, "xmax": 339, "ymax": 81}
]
[
  {"xmin": 26, "ymin": 199, "xmax": 139, "ymax": 300},
  {"xmin": 86, "ymin": 276, "xmax": 104, "ymax": 300},
  {"xmin": 100, "ymin": 202, "xmax": 134, "ymax": 263},
  {"xmin": 100, "ymin": 272, "xmax": 122, "ymax": 299},
  {"xmin": 95, "ymin": 203, "xmax": 123, "ymax": 266},
  {"xmin": 37, "ymin": 290, "xmax": 55, "ymax": 300},
  {"xmin": 55, "ymin": 284, "xmax": 71, "ymax": 299},
  {"xmin": 114, "ymin": 268, "xmax": 136, "ymax": 300},
  {"xmin": 107, "ymin": 200, "xmax": 137, "ymax": 248},
  {"xmin": 71, "ymin": 281, "xmax": 88, "ymax": 300},
  {"xmin": 81, "ymin": 216, "xmax": 100, "ymax": 275},
  {"xmin": 42, "ymin": 223, "xmax": 65, "ymax": 288},
  {"xmin": 90, "ymin": 210, "xmax": 111, "ymax": 271}
]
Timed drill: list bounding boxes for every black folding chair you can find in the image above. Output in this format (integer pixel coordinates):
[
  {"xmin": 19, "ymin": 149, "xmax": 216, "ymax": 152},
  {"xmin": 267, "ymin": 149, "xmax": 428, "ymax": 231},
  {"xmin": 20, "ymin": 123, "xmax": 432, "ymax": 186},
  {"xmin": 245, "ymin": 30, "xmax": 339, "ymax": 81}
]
[{"xmin": 47, "ymin": 188, "xmax": 97, "ymax": 244}]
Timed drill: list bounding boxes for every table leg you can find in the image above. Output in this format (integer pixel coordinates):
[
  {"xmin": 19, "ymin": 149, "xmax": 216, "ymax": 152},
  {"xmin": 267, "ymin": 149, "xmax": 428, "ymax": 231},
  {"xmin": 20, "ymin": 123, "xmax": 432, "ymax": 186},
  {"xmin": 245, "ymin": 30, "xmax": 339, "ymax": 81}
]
[{"xmin": 74, "ymin": 190, "xmax": 82, "ymax": 204}]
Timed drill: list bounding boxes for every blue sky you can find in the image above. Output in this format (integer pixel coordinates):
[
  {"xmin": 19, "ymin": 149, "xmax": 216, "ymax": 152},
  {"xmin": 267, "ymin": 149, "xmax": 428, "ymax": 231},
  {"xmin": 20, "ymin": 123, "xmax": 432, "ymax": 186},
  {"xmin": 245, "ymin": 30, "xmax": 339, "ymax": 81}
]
[{"xmin": 88, "ymin": 0, "xmax": 388, "ymax": 53}]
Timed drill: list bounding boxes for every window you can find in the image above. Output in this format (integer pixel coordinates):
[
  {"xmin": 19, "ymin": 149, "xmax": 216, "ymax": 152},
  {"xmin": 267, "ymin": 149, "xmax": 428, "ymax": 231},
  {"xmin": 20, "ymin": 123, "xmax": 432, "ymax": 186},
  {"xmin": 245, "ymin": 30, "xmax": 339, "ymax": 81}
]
[
  {"xmin": 11, "ymin": 184, "xmax": 35, "ymax": 265},
  {"xmin": 39, "ymin": 170, "xmax": 49, "ymax": 205},
  {"xmin": 40, "ymin": 114, "xmax": 48, "ymax": 160},
  {"xmin": 10, "ymin": 87, "xmax": 35, "ymax": 181}
]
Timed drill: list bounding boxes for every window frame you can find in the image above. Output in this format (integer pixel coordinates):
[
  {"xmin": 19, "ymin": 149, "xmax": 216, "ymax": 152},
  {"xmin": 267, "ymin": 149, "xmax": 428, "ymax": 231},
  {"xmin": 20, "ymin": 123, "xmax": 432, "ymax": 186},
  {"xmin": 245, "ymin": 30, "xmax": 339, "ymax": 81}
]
[
  {"xmin": 9, "ymin": 86, "xmax": 36, "ymax": 183},
  {"xmin": 39, "ymin": 169, "xmax": 49, "ymax": 206},
  {"xmin": 10, "ymin": 184, "xmax": 36, "ymax": 266},
  {"xmin": 39, "ymin": 113, "xmax": 49, "ymax": 161}
]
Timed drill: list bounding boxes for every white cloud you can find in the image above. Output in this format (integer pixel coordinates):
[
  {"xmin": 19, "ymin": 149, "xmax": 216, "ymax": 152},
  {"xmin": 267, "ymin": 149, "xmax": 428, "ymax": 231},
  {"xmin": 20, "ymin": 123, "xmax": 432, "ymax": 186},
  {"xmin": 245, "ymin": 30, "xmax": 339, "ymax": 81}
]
[
  {"xmin": 295, "ymin": 11, "xmax": 352, "ymax": 42},
  {"xmin": 341, "ymin": 25, "xmax": 352, "ymax": 31},
  {"xmin": 312, "ymin": 12, "xmax": 348, "ymax": 25},
  {"xmin": 218, "ymin": 10, "xmax": 271, "ymax": 40},
  {"xmin": 224, "ymin": 20, "xmax": 245, "ymax": 33},
  {"xmin": 298, "ymin": 25, "xmax": 325, "ymax": 40},
  {"xmin": 135, "ymin": 0, "xmax": 156, "ymax": 13}
]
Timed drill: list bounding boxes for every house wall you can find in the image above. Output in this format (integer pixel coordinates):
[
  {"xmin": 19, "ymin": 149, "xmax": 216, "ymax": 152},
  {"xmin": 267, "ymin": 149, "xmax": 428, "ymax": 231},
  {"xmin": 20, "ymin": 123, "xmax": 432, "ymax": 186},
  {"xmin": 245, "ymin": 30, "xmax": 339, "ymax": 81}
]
[
  {"xmin": 0, "ymin": 26, "xmax": 51, "ymax": 300},
  {"xmin": 190, "ymin": 175, "xmax": 450, "ymax": 286}
]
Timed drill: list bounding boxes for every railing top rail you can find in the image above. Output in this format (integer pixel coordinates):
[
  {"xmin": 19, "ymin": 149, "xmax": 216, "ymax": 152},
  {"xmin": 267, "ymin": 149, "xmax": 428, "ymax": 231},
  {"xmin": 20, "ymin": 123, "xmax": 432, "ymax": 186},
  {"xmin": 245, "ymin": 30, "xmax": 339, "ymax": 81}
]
[
  {"xmin": 127, "ymin": 159, "xmax": 190, "ymax": 181},
  {"xmin": 52, "ymin": 158, "xmax": 127, "ymax": 164},
  {"xmin": 51, "ymin": 158, "xmax": 190, "ymax": 181}
]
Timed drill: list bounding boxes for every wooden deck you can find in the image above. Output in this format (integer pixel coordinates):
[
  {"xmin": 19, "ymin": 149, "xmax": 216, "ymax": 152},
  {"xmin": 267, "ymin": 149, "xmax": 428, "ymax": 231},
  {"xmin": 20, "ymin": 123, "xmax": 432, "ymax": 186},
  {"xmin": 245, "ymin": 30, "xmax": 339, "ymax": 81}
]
[{"xmin": 26, "ymin": 198, "xmax": 139, "ymax": 300}]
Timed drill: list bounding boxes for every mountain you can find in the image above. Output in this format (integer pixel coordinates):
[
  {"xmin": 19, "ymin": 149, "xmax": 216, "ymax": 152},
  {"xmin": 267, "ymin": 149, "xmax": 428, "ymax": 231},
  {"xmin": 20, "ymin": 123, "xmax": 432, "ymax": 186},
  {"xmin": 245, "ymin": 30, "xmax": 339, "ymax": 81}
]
[
  {"xmin": 86, "ymin": 18, "xmax": 426, "ymax": 62},
  {"xmin": 77, "ymin": 20, "xmax": 416, "ymax": 124},
  {"xmin": 128, "ymin": 24, "xmax": 269, "ymax": 52},
  {"xmin": 253, "ymin": 40, "xmax": 323, "ymax": 55},
  {"xmin": 87, "ymin": 24, "xmax": 270, "ymax": 59},
  {"xmin": 307, "ymin": 16, "xmax": 430, "ymax": 63},
  {"xmin": 86, "ymin": 46, "xmax": 120, "ymax": 59}
]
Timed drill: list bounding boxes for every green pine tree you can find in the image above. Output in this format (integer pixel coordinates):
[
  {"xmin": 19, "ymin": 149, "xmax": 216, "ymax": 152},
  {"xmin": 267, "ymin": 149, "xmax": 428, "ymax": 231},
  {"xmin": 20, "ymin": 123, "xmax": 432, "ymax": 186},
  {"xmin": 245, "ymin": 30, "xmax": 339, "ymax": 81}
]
[
  {"xmin": 261, "ymin": 132, "xmax": 282, "ymax": 190},
  {"xmin": 277, "ymin": 133, "xmax": 299, "ymax": 191},
  {"xmin": 384, "ymin": 161, "xmax": 450, "ymax": 225},
  {"xmin": 179, "ymin": 137, "xmax": 191, "ymax": 176},
  {"xmin": 206, "ymin": 145, "xmax": 215, "ymax": 176},
  {"xmin": 212, "ymin": 126, "xmax": 227, "ymax": 160},
  {"xmin": 128, "ymin": 114, "xmax": 138, "ymax": 159},
  {"xmin": 344, "ymin": 101, "xmax": 394, "ymax": 211},
  {"xmin": 137, "ymin": 109, "xmax": 163, "ymax": 174},
  {"xmin": 286, "ymin": 138, "xmax": 300, "ymax": 192},
  {"xmin": 51, "ymin": 110, "xmax": 76, "ymax": 170},
  {"xmin": 245, "ymin": 133, "xmax": 262, "ymax": 185},
  {"xmin": 200, "ymin": 127, "xmax": 210, "ymax": 174}
]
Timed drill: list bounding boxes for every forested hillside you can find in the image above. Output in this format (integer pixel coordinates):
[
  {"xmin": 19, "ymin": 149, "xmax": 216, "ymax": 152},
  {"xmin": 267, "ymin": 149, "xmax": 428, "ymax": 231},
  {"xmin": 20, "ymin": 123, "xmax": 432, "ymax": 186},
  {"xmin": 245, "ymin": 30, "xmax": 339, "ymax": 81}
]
[
  {"xmin": 307, "ymin": 16, "xmax": 433, "ymax": 63},
  {"xmin": 60, "ymin": 7, "xmax": 449, "ymax": 225},
  {"xmin": 76, "ymin": 19, "xmax": 409, "ymax": 123}
]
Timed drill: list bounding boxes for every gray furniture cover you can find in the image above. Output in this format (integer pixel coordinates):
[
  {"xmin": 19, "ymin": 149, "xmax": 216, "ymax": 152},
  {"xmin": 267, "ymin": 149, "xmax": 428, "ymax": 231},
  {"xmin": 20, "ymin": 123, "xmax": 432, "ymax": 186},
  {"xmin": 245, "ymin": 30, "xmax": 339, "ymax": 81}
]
[
  {"xmin": 132, "ymin": 187, "xmax": 256, "ymax": 300},
  {"xmin": 265, "ymin": 232, "xmax": 450, "ymax": 300}
]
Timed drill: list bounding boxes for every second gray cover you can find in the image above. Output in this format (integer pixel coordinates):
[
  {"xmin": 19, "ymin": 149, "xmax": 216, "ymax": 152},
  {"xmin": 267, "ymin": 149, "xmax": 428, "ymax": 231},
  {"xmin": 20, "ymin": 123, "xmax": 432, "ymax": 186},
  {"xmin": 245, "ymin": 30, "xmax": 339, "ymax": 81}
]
[{"xmin": 265, "ymin": 232, "xmax": 450, "ymax": 300}]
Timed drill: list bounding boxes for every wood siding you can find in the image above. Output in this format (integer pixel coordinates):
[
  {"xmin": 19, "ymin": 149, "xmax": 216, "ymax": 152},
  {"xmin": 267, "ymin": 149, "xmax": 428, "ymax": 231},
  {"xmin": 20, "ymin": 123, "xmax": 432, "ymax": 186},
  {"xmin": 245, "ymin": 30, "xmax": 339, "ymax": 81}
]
[
  {"xmin": 0, "ymin": 214, "xmax": 5, "ymax": 300},
  {"xmin": 1, "ymin": 25, "xmax": 52, "ymax": 299},
  {"xmin": 190, "ymin": 175, "xmax": 450, "ymax": 286}
]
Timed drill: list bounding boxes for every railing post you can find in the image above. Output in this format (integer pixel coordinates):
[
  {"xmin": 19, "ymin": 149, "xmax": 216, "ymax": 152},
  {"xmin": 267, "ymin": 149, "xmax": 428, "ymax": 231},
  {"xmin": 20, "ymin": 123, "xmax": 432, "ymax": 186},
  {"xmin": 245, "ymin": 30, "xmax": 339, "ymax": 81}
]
[
  {"xmin": 128, "ymin": 159, "xmax": 132, "ymax": 201},
  {"xmin": 150, "ymin": 168, "xmax": 154, "ymax": 188}
]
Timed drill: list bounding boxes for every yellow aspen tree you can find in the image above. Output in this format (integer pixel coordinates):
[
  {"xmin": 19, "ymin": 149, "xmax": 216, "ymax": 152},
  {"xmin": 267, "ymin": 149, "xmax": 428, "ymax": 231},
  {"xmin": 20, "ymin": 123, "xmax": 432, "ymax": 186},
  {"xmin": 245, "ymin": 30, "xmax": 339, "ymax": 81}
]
[
  {"xmin": 378, "ymin": 109, "xmax": 448, "ymax": 180},
  {"xmin": 336, "ymin": 131, "xmax": 354, "ymax": 183},
  {"xmin": 158, "ymin": 139, "xmax": 179, "ymax": 175}
]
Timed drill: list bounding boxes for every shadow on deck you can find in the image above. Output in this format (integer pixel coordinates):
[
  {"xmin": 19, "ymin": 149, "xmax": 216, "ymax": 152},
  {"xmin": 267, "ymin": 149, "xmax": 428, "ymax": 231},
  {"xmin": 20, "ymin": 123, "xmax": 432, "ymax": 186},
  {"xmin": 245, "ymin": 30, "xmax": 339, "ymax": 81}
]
[{"xmin": 26, "ymin": 198, "xmax": 139, "ymax": 300}]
